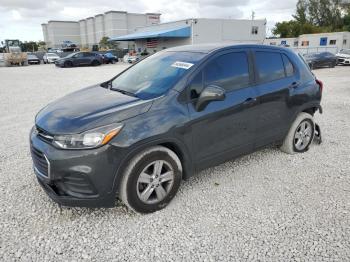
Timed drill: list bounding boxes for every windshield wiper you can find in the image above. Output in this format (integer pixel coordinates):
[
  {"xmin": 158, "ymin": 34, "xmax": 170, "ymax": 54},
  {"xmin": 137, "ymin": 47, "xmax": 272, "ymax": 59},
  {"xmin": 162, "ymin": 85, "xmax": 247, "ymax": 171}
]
[{"xmin": 110, "ymin": 87, "xmax": 137, "ymax": 97}]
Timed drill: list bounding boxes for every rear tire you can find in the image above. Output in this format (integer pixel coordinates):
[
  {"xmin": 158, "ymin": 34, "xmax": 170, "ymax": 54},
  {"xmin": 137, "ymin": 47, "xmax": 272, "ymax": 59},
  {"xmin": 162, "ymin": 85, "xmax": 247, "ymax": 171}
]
[
  {"xmin": 280, "ymin": 112, "xmax": 315, "ymax": 154},
  {"xmin": 119, "ymin": 146, "xmax": 182, "ymax": 213}
]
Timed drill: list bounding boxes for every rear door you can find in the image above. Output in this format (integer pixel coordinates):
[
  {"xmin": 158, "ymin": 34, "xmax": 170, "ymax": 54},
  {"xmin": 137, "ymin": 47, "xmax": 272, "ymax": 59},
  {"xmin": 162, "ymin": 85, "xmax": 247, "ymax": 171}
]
[
  {"xmin": 318, "ymin": 53, "xmax": 328, "ymax": 66},
  {"xmin": 187, "ymin": 50, "xmax": 259, "ymax": 168},
  {"xmin": 82, "ymin": 52, "xmax": 93, "ymax": 65},
  {"xmin": 252, "ymin": 50, "xmax": 297, "ymax": 147}
]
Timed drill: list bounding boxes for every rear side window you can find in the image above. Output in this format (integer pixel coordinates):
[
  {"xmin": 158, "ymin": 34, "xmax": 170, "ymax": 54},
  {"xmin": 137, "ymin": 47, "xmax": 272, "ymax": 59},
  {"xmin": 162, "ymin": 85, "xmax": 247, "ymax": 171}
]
[
  {"xmin": 255, "ymin": 51, "xmax": 285, "ymax": 83},
  {"xmin": 282, "ymin": 54, "xmax": 295, "ymax": 77},
  {"xmin": 204, "ymin": 52, "xmax": 250, "ymax": 91}
]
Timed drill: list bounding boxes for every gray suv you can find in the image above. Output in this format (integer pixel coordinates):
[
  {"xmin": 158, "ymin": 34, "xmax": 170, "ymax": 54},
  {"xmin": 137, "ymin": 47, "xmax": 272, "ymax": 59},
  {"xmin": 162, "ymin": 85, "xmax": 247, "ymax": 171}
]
[
  {"xmin": 30, "ymin": 44, "xmax": 323, "ymax": 213},
  {"xmin": 55, "ymin": 52, "xmax": 103, "ymax": 67}
]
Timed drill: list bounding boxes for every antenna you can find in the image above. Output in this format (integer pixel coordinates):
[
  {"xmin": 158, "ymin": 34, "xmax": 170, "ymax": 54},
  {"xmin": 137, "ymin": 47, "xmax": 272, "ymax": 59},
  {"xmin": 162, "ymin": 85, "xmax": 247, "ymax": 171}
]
[{"xmin": 251, "ymin": 11, "xmax": 255, "ymax": 20}]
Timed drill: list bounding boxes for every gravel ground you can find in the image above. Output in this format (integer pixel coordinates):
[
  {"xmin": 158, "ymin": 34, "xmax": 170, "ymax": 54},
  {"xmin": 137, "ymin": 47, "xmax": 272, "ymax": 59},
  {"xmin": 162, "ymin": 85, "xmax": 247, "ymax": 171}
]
[{"xmin": 0, "ymin": 64, "xmax": 349, "ymax": 261}]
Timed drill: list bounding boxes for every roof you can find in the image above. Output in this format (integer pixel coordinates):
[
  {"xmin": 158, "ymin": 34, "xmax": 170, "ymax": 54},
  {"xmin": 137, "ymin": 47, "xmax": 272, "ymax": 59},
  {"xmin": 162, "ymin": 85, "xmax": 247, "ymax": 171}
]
[
  {"xmin": 164, "ymin": 43, "xmax": 291, "ymax": 54},
  {"xmin": 104, "ymin": 11, "xmax": 127, "ymax": 14},
  {"xmin": 109, "ymin": 25, "xmax": 191, "ymax": 41},
  {"xmin": 48, "ymin": 20, "xmax": 79, "ymax": 23},
  {"xmin": 299, "ymin": 31, "xmax": 350, "ymax": 37}
]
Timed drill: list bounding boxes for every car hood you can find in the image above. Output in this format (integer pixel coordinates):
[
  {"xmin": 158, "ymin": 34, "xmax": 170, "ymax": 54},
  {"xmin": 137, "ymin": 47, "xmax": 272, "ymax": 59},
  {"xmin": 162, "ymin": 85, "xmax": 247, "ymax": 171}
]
[
  {"xmin": 35, "ymin": 85, "xmax": 153, "ymax": 134},
  {"xmin": 336, "ymin": 53, "xmax": 350, "ymax": 58}
]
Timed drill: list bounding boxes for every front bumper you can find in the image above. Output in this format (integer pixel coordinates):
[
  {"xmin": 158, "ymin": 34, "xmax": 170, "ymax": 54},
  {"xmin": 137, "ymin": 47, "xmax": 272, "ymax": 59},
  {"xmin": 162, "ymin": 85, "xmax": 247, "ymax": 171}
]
[
  {"xmin": 47, "ymin": 59, "xmax": 58, "ymax": 63},
  {"xmin": 55, "ymin": 61, "xmax": 65, "ymax": 67},
  {"xmin": 28, "ymin": 60, "xmax": 40, "ymax": 64},
  {"xmin": 30, "ymin": 127, "xmax": 126, "ymax": 207},
  {"xmin": 337, "ymin": 58, "xmax": 350, "ymax": 65}
]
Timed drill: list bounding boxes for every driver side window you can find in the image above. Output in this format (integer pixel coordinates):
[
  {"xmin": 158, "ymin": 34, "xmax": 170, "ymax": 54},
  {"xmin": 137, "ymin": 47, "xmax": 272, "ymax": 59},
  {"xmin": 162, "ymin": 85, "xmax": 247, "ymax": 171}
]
[{"xmin": 74, "ymin": 53, "xmax": 83, "ymax": 58}]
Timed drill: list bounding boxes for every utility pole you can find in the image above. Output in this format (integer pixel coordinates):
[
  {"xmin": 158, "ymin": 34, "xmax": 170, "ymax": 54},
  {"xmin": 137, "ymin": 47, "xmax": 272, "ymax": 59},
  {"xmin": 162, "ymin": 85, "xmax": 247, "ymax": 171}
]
[{"xmin": 251, "ymin": 11, "xmax": 255, "ymax": 20}]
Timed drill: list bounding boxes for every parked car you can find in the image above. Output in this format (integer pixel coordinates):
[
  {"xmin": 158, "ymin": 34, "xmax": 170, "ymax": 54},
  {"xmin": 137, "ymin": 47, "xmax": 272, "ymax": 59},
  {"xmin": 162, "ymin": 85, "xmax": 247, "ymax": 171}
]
[
  {"xmin": 43, "ymin": 53, "xmax": 60, "ymax": 64},
  {"xmin": 127, "ymin": 54, "xmax": 140, "ymax": 63},
  {"xmin": 30, "ymin": 44, "xmax": 323, "ymax": 213},
  {"xmin": 55, "ymin": 52, "xmax": 103, "ymax": 68},
  {"xmin": 48, "ymin": 48, "xmax": 63, "ymax": 53},
  {"xmin": 27, "ymin": 54, "xmax": 40, "ymax": 65},
  {"xmin": 335, "ymin": 49, "xmax": 350, "ymax": 65},
  {"xmin": 102, "ymin": 52, "xmax": 118, "ymax": 64},
  {"xmin": 303, "ymin": 52, "xmax": 337, "ymax": 69}
]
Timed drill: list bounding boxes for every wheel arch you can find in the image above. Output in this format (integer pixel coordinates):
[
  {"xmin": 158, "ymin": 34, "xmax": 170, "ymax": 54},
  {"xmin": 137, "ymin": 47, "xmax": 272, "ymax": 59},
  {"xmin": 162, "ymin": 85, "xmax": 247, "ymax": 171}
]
[
  {"xmin": 111, "ymin": 138, "xmax": 193, "ymax": 198},
  {"xmin": 296, "ymin": 102, "xmax": 322, "ymax": 118}
]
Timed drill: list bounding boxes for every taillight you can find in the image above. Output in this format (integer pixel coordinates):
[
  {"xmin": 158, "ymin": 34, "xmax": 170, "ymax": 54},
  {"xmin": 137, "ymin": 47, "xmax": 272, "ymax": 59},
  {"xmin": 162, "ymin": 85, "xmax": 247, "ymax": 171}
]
[{"xmin": 316, "ymin": 79, "xmax": 323, "ymax": 93}]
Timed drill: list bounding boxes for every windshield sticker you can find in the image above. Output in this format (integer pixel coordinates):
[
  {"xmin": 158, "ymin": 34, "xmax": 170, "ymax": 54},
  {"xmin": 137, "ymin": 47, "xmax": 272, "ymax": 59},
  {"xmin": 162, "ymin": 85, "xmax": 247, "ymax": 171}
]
[{"xmin": 171, "ymin": 61, "xmax": 194, "ymax": 70}]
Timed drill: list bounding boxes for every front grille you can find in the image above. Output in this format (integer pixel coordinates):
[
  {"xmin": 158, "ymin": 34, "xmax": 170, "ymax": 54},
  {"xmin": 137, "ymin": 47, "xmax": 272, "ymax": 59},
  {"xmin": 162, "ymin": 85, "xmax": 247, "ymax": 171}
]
[
  {"xmin": 30, "ymin": 145, "xmax": 49, "ymax": 177},
  {"xmin": 338, "ymin": 59, "xmax": 345, "ymax": 62},
  {"xmin": 36, "ymin": 126, "xmax": 54, "ymax": 143}
]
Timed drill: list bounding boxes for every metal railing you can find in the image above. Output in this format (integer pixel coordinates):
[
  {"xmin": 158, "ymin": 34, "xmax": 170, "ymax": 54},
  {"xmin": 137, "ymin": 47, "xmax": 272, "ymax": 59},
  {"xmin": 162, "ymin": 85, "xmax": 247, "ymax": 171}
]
[{"xmin": 292, "ymin": 46, "xmax": 339, "ymax": 54}]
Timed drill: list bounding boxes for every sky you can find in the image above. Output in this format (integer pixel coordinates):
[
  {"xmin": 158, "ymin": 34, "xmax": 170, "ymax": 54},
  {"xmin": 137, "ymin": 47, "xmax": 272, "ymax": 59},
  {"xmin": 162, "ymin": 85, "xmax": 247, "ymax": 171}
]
[{"xmin": 0, "ymin": 0, "xmax": 298, "ymax": 42}]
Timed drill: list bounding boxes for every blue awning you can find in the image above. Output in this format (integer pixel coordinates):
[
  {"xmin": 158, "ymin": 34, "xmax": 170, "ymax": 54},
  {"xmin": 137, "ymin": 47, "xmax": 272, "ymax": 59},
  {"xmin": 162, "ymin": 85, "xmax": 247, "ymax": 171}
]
[{"xmin": 109, "ymin": 26, "xmax": 191, "ymax": 41}]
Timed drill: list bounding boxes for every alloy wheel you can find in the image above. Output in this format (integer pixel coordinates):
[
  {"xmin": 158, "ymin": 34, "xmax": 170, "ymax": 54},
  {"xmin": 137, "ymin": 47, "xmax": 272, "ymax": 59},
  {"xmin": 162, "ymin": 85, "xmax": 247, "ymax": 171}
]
[
  {"xmin": 136, "ymin": 160, "xmax": 174, "ymax": 204},
  {"xmin": 294, "ymin": 120, "xmax": 313, "ymax": 151}
]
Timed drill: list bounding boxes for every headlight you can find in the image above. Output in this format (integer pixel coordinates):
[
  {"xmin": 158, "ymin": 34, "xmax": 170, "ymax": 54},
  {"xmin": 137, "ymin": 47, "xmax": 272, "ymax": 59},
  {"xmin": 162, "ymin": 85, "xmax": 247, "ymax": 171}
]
[{"xmin": 53, "ymin": 123, "xmax": 123, "ymax": 149}]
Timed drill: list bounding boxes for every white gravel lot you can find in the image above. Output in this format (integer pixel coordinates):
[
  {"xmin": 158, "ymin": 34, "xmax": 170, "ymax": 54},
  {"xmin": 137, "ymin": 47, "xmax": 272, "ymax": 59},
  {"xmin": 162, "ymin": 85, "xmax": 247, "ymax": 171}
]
[{"xmin": 0, "ymin": 64, "xmax": 349, "ymax": 261}]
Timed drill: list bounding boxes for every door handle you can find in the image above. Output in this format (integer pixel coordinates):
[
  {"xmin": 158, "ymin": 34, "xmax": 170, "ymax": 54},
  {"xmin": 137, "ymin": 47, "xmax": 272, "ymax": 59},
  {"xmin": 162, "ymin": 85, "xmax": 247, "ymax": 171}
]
[
  {"xmin": 289, "ymin": 82, "xmax": 299, "ymax": 89},
  {"xmin": 243, "ymin": 97, "xmax": 257, "ymax": 105}
]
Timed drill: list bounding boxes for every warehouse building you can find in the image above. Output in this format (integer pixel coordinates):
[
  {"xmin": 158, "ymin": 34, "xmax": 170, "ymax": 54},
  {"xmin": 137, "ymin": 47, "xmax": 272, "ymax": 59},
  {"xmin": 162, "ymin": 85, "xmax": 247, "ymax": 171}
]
[
  {"xmin": 110, "ymin": 18, "xmax": 267, "ymax": 52},
  {"xmin": 41, "ymin": 11, "xmax": 161, "ymax": 49},
  {"xmin": 265, "ymin": 32, "xmax": 350, "ymax": 54},
  {"xmin": 41, "ymin": 21, "xmax": 81, "ymax": 49}
]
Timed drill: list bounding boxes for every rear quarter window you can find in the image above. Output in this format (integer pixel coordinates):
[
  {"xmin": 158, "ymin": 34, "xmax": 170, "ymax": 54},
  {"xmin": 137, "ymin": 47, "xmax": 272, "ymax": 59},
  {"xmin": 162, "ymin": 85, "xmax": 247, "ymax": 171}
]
[{"xmin": 282, "ymin": 54, "xmax": 295, "ymax": 77}]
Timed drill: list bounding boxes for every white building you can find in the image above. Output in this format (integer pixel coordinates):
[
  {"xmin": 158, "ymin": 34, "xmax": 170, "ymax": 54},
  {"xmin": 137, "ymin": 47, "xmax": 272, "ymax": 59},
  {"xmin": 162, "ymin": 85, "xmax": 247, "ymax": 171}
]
[
  {"xmin": 110, "ymin": 18, "xmax": 266, "ymax": 52},
  {"xmin": 265, "ymin": 32, "xmax": 350, "ymax": 54},
  {"xmin": 41, "ymin": 21, "xmax": 81, "ymax": 49},
  {"xmin": 42, "ymin": 11, "xmax": 161, "ymax": 49}
]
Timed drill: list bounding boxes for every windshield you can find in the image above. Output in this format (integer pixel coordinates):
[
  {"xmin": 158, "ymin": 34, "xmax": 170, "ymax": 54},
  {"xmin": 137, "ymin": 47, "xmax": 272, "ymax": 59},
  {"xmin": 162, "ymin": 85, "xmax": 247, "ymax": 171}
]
[
  {"xmin": 340, "ymin": 49, "xmax": 350, "ymax": 55},
  {"xmin": 111, "ymin": 51, "xmax": 205, "ymax": 99}
]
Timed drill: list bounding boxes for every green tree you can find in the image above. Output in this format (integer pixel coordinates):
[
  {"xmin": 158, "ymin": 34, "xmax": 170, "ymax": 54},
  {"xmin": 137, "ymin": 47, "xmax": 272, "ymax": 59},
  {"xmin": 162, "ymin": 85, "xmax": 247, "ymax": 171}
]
[
  {"xmin": 307, "ymin": 0, "xmax": 342, "ymax": 29},
  {"xmin": 272, "ymin": 20, "xmax": 321, "ymax": 37},
  {"xmin": 293, "ymin": 0, "xmax": 308, "ymax": 24},
  {"xmin": 272, "ymin": 0, "xmax": 349, "ymax": 37},
  {"xmin": 20, "ymin": 41, "xmax": 38, "ymax": 52},
  {"xmin": 99, "ymin": 36, "xmax": 120, "ymax": 50},
  {"xmin": 343, "ymin": 13, "xmax": 350, "ymax": 31}
]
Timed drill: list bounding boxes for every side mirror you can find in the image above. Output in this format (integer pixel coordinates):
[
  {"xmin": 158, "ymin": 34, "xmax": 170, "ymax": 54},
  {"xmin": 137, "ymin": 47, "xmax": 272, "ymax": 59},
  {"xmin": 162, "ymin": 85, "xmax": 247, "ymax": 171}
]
[{"xmin": 195, "ymin": 85, "xmax": 226, "ymax": 111}]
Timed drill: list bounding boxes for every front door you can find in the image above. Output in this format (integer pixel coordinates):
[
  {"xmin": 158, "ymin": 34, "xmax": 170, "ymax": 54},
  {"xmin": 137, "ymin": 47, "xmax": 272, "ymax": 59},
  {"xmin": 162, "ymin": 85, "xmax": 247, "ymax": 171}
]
[
  {"xmin": 72, "ymin": 53, "xmax": 84, "ymax": 66},
  {"xmin": 187, "ymin": 50, "xmax": 258, "ymax": 168}
]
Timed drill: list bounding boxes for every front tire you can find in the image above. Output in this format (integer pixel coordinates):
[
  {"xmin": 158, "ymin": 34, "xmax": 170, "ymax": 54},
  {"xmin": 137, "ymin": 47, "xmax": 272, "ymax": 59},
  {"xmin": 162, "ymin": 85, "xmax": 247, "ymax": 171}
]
[
  {"xmin": 64, "ymin": 61, "xmax": 73, "ymax": 68},
  {"xmin": 119, "ymin": 146, "xmax": 182, "ymax": 213},
  {"xmin": 280, "ymin": 112, "xmax": 315, "ymax": 154}
]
